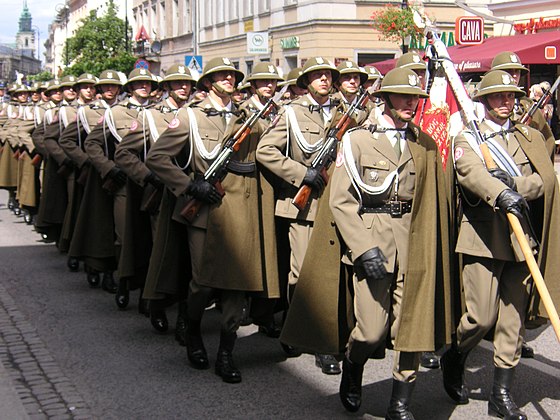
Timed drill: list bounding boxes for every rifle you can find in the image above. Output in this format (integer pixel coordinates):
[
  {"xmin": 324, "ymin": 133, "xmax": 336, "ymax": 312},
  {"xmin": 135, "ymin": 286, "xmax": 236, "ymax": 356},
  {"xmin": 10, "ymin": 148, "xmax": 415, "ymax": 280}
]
[
  {"xmin": 520, "ymin": 75, "xmax": 560, "ymax": 125},
  {"xmin": 180, "ymin": 97, "xmax": 278, "ymax": 223},
  {"xmin": 292, "ymin": 88, "xmax": 371, "ymax": 211},
  {"xmin": 415, "ymin": 10, "xmax": 560, "ymax": 343}
]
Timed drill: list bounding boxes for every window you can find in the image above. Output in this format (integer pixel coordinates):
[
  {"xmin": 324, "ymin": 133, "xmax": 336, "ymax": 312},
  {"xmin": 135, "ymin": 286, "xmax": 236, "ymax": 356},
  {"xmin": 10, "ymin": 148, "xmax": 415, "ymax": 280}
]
[
  {"xmin": 229, "ymin": 0, "xmax": 238, "ymax": 20},
  {"xmin": 183, "ymin": 0, "xmax": 191, "ymax": 33},
  {"xmin": 172, "ymin": 0, "xmax": 179, "ymax": 36},
  {"xmin": 159, "ymin": 1, "xmax": 166, "ymax": 38}
]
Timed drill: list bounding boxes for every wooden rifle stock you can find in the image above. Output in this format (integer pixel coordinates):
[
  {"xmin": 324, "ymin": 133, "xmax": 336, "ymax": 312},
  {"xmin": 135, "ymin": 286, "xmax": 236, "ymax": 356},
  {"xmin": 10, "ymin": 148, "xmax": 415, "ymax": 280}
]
[
  {"xmin": 292, "ymin": 110, "xmax": 356, "ymax": 212},
  {"xmin": 31, "ymin": 154, "xmax": 42, "ymax": 167},
  {"xmin": 180, "ymin": 181, "xmax": 225, "ymax": 223}
]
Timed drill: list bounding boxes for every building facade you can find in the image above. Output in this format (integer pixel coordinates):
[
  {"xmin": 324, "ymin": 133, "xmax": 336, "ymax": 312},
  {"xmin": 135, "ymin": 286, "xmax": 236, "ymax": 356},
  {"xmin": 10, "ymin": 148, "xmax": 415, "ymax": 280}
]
[{"xmin": 132, "ymin": 0, "xmax": 468, "ymax": 76}]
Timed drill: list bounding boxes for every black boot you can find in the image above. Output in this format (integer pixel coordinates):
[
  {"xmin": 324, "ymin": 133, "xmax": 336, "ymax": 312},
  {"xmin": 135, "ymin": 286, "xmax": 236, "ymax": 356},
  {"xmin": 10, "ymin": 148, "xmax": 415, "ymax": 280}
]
[
  {"xmin": 149, "ymin": 300, "xmax": 169, "ymax": 333},
  {"xmin": 175, "ymin": 300, "xmax": 187, "ymax": 346},
  {"xmin": 67, "ymin": 257, "xmax": 79, "ymax": 272},
  {"xmin": 315, "ymin": 353, "xmax": 341, "ymax": 375},
  {"xmin": 520, "ymin": 341, "xmax": 534, "ymax": 359},
  {"xmin": 86, "ymin": 270, "xmax": 100, "ymax": 288},
  {"xmin": 185, "ymin": 319, "xmax": 209, "ymax": 370},
  {"xmin": 115, "ymin": 278, "xmax": 129, "ymax": 309},
  {"xmin": 339, "ymin": 356, "xmax": 364, "ymax": 412},
  {"xmin": 215, "ymin": 331, "xmax": 241, "ymax": 383},
  {"xmin": 385, "ymin": 380, "xmax": 416, "ymax": 420},
  {"xmin": 488, "ymin": 367, "xmax": 527, "ymax": 420},
  {"xmin": 101, "ymin": 272, "xmax": 118, "ymax": 293},
  {"xmin": 420, "ymin": 352, "xmax": 440, "ymax": 369},
  {"xmin": 441, "ymin": 344, "xmax": 469, "ymax": 404}
]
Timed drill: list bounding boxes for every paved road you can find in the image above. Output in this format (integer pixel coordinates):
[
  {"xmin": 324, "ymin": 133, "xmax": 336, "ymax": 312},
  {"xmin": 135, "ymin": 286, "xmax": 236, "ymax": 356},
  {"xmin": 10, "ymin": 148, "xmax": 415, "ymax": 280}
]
[{"xmin": 0, "ymin": 189, "xmax": 558, "ymax": 419}]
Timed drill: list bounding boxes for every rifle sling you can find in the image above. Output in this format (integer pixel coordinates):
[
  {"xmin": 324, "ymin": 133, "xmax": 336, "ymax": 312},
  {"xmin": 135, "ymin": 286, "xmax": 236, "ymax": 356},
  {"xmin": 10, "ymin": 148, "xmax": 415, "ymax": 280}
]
[{"xmin": 226, "ymin": 160, "xmax": 256, "ymax": 175}]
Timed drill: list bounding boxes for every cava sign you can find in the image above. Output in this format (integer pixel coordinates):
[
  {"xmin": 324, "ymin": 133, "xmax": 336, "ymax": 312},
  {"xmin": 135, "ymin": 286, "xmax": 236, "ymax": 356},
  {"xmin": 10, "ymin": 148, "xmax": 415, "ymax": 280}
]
[{"xmin": 455, "ymin": 16, "xmax": 484, "ymax": 46}]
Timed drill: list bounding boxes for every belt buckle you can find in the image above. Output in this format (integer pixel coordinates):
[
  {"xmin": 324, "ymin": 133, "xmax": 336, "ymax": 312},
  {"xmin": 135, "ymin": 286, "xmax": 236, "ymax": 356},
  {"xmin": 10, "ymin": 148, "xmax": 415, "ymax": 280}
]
[{"xmin": 389, "ymin": 201, "xmax": 402, "ymax": 218}]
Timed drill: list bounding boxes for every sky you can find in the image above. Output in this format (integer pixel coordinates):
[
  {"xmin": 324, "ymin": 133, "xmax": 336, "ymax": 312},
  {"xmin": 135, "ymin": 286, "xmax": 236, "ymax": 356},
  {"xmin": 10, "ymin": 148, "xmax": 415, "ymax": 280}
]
[{"xmin": 0, "ymin": 0, "xmax": 61, "ymax": 56}]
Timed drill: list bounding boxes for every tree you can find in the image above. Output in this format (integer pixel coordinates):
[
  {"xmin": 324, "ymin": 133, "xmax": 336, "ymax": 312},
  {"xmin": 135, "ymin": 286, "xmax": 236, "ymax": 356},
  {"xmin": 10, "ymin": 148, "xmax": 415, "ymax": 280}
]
[
  {"xmin": 28, "ymin": 70, "xmax": 53, "ymax": 83},
  {"xmin": 64, "ymin": 0, "xmax": 135, "ymax": 76}
]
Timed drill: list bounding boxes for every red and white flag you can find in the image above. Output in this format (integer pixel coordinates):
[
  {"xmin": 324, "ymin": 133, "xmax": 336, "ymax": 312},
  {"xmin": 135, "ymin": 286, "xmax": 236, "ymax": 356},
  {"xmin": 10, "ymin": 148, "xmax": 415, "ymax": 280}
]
[{"xmin": 414, "ymin": 76, "xmax": 461, "ymax": 169}]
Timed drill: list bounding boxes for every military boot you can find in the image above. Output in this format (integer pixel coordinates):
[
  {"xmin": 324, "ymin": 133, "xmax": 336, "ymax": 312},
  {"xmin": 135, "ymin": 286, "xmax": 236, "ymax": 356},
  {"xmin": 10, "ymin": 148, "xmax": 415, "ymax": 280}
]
[
  {"xmin": 86, "ymin": 267, "xmax": 100, "ymax": 288},
  {"xmin": 185, "ymin": 319, "xmax": 209, "ymax": 370},
  {"xmin": 385, "ymin": 380, "xmax": 416, "ymax": 420},
  {"xmin": 339, "ymin": 356, "xmax": 364, "ymax": 412},
  {"xmin": 101, "ymin": 272, "xmax": 118, "ymax": 293},
  {"xmin": 215, "ymin": 331, "xmax": 241, "ymax": 383},
  {"xmin": 149, "ymin": 300, "xmax": 169, "ymax": 333},
  {"xmin": 420, "ymin": 351, "xmax": 440, "ymax": 369},
  {"xmin": 67, "ymin": 257, "xmax": 79, "ymax": 272},
  {"xmin": 441, "ymin": 344, "xmax": 469, "ymax": 404},
  {"xmin": 115, "ymin": 277, "xmax": 129, "ymax": 309},
  {"xmin": 488, "ymin": 367, "xmax": 527, "ymax": 420}
]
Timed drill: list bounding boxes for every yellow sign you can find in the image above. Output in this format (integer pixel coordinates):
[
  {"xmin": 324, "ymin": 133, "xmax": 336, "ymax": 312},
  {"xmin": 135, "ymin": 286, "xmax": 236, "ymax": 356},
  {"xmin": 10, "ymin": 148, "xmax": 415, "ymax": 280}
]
[{"xmin": 244, "ymin": 20, "xmax": 254, "ymax": 33}]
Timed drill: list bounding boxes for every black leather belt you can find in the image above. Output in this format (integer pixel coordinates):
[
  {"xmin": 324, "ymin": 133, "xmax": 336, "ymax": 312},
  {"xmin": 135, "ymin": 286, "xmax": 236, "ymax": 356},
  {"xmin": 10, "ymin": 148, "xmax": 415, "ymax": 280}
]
[
  {"xmin": 360, "ymin": 200, "xmax": 412, "ymax": 218},
  {"xmin": 227, "ymin": 160, "xmax": 256, "ymax": 175}
]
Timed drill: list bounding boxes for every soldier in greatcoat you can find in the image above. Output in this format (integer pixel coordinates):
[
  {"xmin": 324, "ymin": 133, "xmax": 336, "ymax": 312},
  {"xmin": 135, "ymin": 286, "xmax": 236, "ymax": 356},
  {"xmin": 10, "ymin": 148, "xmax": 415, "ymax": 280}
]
[
  {"xmin": 257, "ymin": 57, "xmax": 344, "ymax": 374},
  {"xmin": 65, "ymin": 70, "xmax": 125, "ymax": 290},
  {"xmin": 441, "ymin": 70, "xmax": 560, "ymax": 420},
  {"xmin": 115, "ymin": 64, "xmax": 195, "ymax": 335},
  {"xmin": 147, "ymin": 57, "xmax": 279, "ymax": 383},
  {"xmin": 328, "ymin": 67, "xmax": 452, "ymax": 418}
]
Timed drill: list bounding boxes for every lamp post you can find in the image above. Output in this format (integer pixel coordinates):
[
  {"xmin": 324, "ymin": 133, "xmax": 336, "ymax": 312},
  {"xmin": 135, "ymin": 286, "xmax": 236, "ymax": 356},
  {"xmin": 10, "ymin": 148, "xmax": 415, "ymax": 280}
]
[
  {"xmin": 125, "ymin": 0, "xmax": 129, "ymax": 52},
  {"xmin": 401, "ymin": 0, "xmax": 409, "ymax": 53}
]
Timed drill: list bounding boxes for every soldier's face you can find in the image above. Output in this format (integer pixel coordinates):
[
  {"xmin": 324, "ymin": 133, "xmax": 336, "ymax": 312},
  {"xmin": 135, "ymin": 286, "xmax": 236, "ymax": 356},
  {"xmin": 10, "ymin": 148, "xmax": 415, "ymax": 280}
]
[
  {"xmin": 130, "ymin": 81, "xmax": 152, "ymax": 99},
  {"xmin": 169, "ymin": 80, "xmax": 193, "ymax": 101},
  {"xmin": 62, "ymin": 86, "xmax": 77, "ymax": 101},
  {"xmin": 16, "ymin": 92, "xmax": 28, "ymax": 103},
  {"xmin": 307, "ymin": 70, "xmax": 332, "ymax": 96},
  {"xmin": 31, "ymin": 92, "xmax": 41, "ymax": 102},
  {"xmin": 211, "ymin": 71, "xmax": 236, "ymax": 95},
  {"xmin": 100, "ymin": 84, "xmax": 119, "ymax": 101},
  {"xmin": 414, "ymin": 70, "xmax": 426, "ymax": 89},
  {"xmin": 505, "ymin": 69, "xmax": 521, "ymax": 86},
  {"xmin": 387, "ymin": 93, "xmax": 419, "ymax": 121},
  {"xmin": 254, "ymin": 79, "xmax": 277, "ymax": 99},
  {"xmin": 49, "ymin": 89, "xmax": 62, "ymax": 102},
  {"xmin": 486, "ymin": 92, "xmax": 515, "ymax": 120},
  {"xmin": 338, "ymin": 73, "xmax": 361, "ymax": 95},
  {"xmin": 79, "ymin": 84, "xmax": 96, "ymax": 101}
]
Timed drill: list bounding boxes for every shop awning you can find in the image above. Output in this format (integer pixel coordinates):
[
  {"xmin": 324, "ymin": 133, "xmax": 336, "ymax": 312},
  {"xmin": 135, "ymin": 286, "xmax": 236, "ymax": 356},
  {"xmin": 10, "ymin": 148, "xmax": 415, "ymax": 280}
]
[{"xmin": 371, "ymin": 30, "xmax": 560, "ymax": 74}]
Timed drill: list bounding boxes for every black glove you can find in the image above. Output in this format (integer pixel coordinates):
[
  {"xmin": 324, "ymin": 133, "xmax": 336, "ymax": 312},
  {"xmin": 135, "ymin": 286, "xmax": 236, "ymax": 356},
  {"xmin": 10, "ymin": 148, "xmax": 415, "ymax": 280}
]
[
  {"xmin": 495, "ymin": 189, "xmax": 528, "ymax": 219},
  {"xmin": 187, "ymin": 177, "xmax": 222, "ymax": 205},
  {"xmin": 302, "ymin": 167, "xmax": 326, "ymax": 192},
  {"xmin": 107, "ymin": 166, "xmax": 127, "ymax": 188},
  {"xmin": 353, "ymin": 247, "xmax": 388, "ymax": 282},
  {"xmin": 144, "ymin": 172, "xmax": 163, "ymax": 190},
  {"xmin": 489, "ymin": 168, "xmax": 516, "ymax": 191}
]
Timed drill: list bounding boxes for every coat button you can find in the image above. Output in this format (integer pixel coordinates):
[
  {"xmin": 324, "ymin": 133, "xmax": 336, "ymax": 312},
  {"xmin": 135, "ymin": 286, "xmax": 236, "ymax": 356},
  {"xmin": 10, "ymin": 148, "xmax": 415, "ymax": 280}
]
[
  {"xmin": 486, "ymin": 195, "xmax": 491, "ymax": 201},
  {"xmin": 330, "ymin": 221, "xmax": 336, "ymax": 227},
  {"xmin": 329, "ymin": 240, "xmax": 335, "ymax": 245}
]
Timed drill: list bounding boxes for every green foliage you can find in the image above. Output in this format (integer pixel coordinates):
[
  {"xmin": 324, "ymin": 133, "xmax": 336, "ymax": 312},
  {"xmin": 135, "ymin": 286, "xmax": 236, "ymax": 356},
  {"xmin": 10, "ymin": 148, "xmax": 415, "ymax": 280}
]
[
  {"xmin": 28, "ymin": 70, "xmax": 53, "ymax": 82},
  {"xmin": 63, "ymin": 0, "xmax": 135, "ymax": 76}
]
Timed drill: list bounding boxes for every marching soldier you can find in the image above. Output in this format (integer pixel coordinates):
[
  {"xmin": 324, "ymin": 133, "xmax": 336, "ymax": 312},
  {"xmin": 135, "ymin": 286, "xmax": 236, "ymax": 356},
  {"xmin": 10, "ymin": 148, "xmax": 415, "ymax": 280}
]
[
  {"xmin": 235, "ymin": 62, "xmax": 283, "ymax": 337},
  {"xmin": 147, "ymin": 57, "xmax": 279, "ymax": 383},
  {"xmin": 85, "ymin": 68, "xmax": 157, "ymax": 308},
  {"xmin": 441, "ymin": 70, "xmax": 560, "ymax": 419},
  {"xmin": 491, "ymin": 51, "xmax": 555, "ymax": 160},
  {"xmin": 65, "ymin": 70, "xmax": 125, "ymax": 290},
  {"xmin": 115, "ymin": 63, "xmax": 196, "ymax": 333},
  {"xmin": 333, "ymin": 60, "xmax": 369, "ymax": 122},
  {"xmin": 36, "ymin": 75, "xmax": 77, "ymax": 243},
  {"xmin": 278, "ymin": 67, "xmax": 306, "ymax": 103},
  {"xmin": 257, "ymin": 57, "xmax": 343, "ymax": 375},
  {"xmin": 330, "ymin": 67, "xmax": 452, "ymax": 417}
]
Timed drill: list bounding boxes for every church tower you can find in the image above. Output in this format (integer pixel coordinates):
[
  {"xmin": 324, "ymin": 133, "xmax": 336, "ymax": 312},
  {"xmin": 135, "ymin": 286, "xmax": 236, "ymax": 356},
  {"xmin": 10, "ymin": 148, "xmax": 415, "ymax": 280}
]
[{"xmin": 15, "ymin": 0, "xmax": 36, "ymax": 58}]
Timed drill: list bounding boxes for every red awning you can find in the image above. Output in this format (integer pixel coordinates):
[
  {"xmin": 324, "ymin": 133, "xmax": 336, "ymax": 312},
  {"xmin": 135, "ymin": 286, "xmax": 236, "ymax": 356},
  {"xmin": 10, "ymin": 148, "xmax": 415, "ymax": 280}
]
[{"xmin": 372, "ymin": 30, "xmax": 560, "ymax": 74}]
